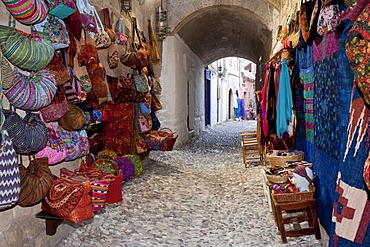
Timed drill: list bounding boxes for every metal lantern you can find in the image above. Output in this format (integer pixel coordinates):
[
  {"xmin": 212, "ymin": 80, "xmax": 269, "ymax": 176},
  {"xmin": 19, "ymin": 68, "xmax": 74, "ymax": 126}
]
[
  {"xmin": 121, "ymin": 0, "xmax": 131, "ymax": 12},
  {"xmin": 156, "ymin": 7, "xmax": 168, "ymax": 40}
]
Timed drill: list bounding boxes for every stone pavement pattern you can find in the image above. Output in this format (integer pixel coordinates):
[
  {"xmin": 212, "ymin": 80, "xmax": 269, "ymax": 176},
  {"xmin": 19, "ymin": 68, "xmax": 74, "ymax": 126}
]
[{"xmin": 57, "ymin": 121, "xmax": 322, "ymax": 247}]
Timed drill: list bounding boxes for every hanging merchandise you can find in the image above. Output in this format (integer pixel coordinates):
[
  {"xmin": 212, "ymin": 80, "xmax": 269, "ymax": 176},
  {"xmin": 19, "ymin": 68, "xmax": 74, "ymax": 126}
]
[
  {"xmin": 102, "ymin": 8, "xmax": 116, "ymax": 43},
  {"xmin": 45, "ymin": 52, "xmax": 70, "ymax": 86},
  {"xmin": 120, "ymin": 17, "xmax": 148, "ymax": 70},
  {"xmin": 151, "ymin": 92, "xmax": 162, "ymax": 111},
  {"xmin": 76, "ymin": 0, "xmax": 98, "ymax": 33},
  {"xmin": 0, "ymin": 50, "xmax": 20, "ymax": 210},
  {"xmin": 108, "ymin": 43, "xmax": 119, "ymax": 69},
  {"xmin": 1, "ymin": 0, "xmax": 48, "ymax": 25},
  {"xmin": 35, "ymin": 122, "xmax": 67, "ymax": 165},
  {"xmin": 63, "ymin": 68, "xmax": 87, "ymax": 104},
  {"xmin": 58, "ymin": 126, "xmax": 81, "ymax": 161},
  {"xmin": 149, "ymin": 76, "xmax": 162, "ymax": 95},
  {"xmin": 62, "ymin": 0, "xmax": 83, "ymax": 41},
  {"xmin": 92, "ymin": 7, "xmax": 112, "ymax": 49},
  {"xmin": 4, "ymin": 70, "xmax": 57, "ymax": 110},
  {"xmin": 345, "ymin": 1, "xmax": 370, "ymax": 105},
  {"xmin": 135, "ymin": 103, "xmax": 152, "ymax": 134},
  {"xmin": 3, "ymin": 110, "xmax": 48, "ymax": 155},
  {"xmin": 46, "ymin": 0, "xmax": 76, "ymax": 19},
  {"xmin": 58, "ymin": 101, "xmax": 86, "ymax": 131},
  {"xmin": 42, "ymin": 178, "xmax": 94, "ymax": 223},
  {"xmin": 1, "ymin": 57, "xmax": 15, "ymax": 90},
  {"xmin": 148, "ymin": 19, "xmax": 161, "ymax": 64},
  {"xmin": 17, "ymin": 157, "xmax": 53, "ymax": 207},
  {"xmin": 276, "ymin": 60, "xmax": 293, "ymax": 138},
  {"xmin": 133, "ymin": 71, "xmax": 150, "ymax": 93},
  {"xmin": 0, "ymin": 26, "xmax": 54, "ymax": 72},
  {"xmin": 73, "ymin": 62, "xmax": 92, "ymax": 93},
  {"xmin": 133, "ymin": 130, "xmax": 148, "ymax": 155},
  {"xmin": 316, "ymin": 3, "xmax": 340, "ymax": 36},
  {"xmin": 40, "ymin": 86, "xmax": 69, "ymax": 123},
  {"xmin": 150, "ymin": 111, "xmax": 161, "ymax": 131},
  {"xmin": 299, "ymin": 0, "xmax": 315, "ymax": 42},
  {"xmin": 115, "ymin": 18, "xmax": 128, "ymax": 45},
  {"xmin": 88, "ymin": 62, "xmax": 109, "ymax": 104},
  {"xmin": 34, "ymin": 15, "xmax": 70, "ymax": 50},
  {"xmin": 65, "ymin": 24, "xmax": 77, "ymax": 67}
]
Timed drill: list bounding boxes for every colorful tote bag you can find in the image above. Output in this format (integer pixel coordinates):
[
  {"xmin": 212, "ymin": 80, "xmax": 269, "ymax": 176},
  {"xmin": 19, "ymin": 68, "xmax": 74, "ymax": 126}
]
[
  {"xmin": 34, "ymin": 15, "xmax": 70, "ymax": 50},
  {"xmin": 45, "ymin": 52, "xmax": 70, "ymax": 86},
  {"xmin": 76, "ymin": 130, "xmax": 89, "ymax": 157},
  {"xmin": 133, "ymin": 73, "xmax": 150, "ymax": 93},
  {"xmin": 58, "ymin": 126, "xmax": 81, "ymax": 161},
  {"xmin": 35, "ymin": 123, "xmax": 67, "ymax": 165},
  {"xmin": 1, "ymin": 0, "xmax": 48, "ymax": 25},
  {"xmin": 76, "ymin": 0, "xmax": 98, "ymax": 33},
  {"xmin": 0, "ymin": 26, "xmax": 54, "ymax": 71},
  {"xmin": 1, "ymin": 58, "xmax": 15, "ymax": 90},
  {"xmin": 40, "ymin": 86, "xmax": 69, "ymax": 123},
  {"xmin": 5, "ymin": 70, "xmax": 57, "ymax": 110}
]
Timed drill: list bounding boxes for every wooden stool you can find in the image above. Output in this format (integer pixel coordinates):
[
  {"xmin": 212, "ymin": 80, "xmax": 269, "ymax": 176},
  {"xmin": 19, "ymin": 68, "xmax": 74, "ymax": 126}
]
[{"xmin": 271, "ymin": 196, "xmax": 321, "ymax": 243}]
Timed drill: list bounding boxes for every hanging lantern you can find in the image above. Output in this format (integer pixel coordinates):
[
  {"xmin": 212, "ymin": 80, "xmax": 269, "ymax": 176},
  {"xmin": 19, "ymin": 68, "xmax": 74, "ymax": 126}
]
[
  {"xmin": 156, "ymin": 6, "xmax": 168, "ymax": 40},
  {"xmin": 121, "ymin": 0, "xmax": 131, "ymax": 12}
]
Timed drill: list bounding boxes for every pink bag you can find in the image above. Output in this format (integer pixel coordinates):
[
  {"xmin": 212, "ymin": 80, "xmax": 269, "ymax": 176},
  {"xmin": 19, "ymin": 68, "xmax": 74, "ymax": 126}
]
[
  {"xmin": 39, "ymin": 86, "xmax": 69, "ymax": 122},
  {"xmin": 36, "ymin": 123, "xmax": 67, "ymax": 165}
]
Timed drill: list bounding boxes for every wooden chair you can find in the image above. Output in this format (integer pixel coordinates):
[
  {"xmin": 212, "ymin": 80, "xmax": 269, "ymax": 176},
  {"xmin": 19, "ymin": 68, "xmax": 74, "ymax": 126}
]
[{"xmin": 240, "ymin": 130, "xmax": 260, "ymax": 167}]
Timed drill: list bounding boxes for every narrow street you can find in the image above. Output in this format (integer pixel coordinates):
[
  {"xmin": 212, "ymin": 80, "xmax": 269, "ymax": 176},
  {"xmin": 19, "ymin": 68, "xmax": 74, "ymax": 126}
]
[{"xmin": 58, "ymin": 121, "xmax": 322, "ymax": 247}]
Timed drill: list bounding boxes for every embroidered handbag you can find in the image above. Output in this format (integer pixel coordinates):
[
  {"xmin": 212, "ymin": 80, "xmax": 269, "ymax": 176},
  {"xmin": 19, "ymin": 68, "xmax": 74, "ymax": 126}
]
[
  {"xmin": 3, "ymin": 110, "xmax": 48, "ymax": 155},
  {"xmin": 18, "ymin": 157, "xmax": 53, "ymax": 207},
  {"xmin": 46, "ymin": 0, "xmax": 76, "ymax": 19},
  {"xmin": 317, "ymin": 4, "xmax": 340, "ymax": 36},
  {"xmin": 40, "ymin": 86, "xmax": 69, "ymax": 123},
  {"xmin": 115, "ymin": 18, "xmax": 128, "ymax": 45},
  {"xmin": 108, "ymin": 43, "xmax": 119, "ymax": 69},
  {"xmin": 34, "ymin": 15, "xmax": 70, "ymax": 50},
  {"xmin": 5, "ymin": 69, "xmax": 57, "ymax": 110},
  {"xmin": 149, "ymin": 76, "xmax": 162, "ymax": 95},
  {"xmin": 133, "ymin": 130, "xmax": 148, "ymax": 155},
  {"xmin": 35, "ymin": 123, "xmax": 67, "ymax": 165},
  {"xmin": 151, "ymin": 93, "xmax": 163, "ymax": 111},
  {"xmin": 58, "ymin": 102, "xmax": 86, "ymax": 131},
  {"xmin": 58, "ymin": 126, "xmax": 81, "ymax": 161},
  {"xmin": 73, "ymin": 61, "xmax": 92, "ymax": 93},
  {"xmin": 133, "ymin": 72, "xmax": 150, "ymax": 93},
  {"xmin": 135, "ymin": 111, "xmax": 152, "ymax": 134},
  {"xmin": 93, "ymin": 7, "xmax": 112, "ymax": 49},
  {"xmin": 63, "ymin": 68, "xmax": 87, "ymax": 104},
  {"xmin": 41, "ymin": 178, "xmax": 94, "ymax": 223},
  {"xmin": 45, "ymin": 52, "xmax": 70, "ymax": 86},
  {"xmin": 1, "ymin": 0, "xmax": 48, "ymax": 25},
  {"xmin": 88, "ymin": 62, "xmax": 109, "ymax": 104},
  {"xmin": 76, "ymin": 130, "xmax": 89, "ymax": 157},
  {"xmin": 76, "ymin": 0, "xmax": 98, "ymax": 33},
  {"xmin": 0, "ymin": 26, "xmax": 54, "ymax": 71},
  {"xmin": 76, "ymin": 31, "xmax": 99, "ymax": 67}
]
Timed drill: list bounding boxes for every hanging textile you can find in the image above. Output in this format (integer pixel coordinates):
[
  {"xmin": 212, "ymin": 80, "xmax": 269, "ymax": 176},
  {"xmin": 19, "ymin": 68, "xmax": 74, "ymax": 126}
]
[
  {"xmin": 267, "ymin": 63, "xmax": 277, "ymax": 135},
  {"xmin": 276, "ymin": 60, "xmax": 293, "ymax": 138},
  {"xmin": 261, "ymin": 65, "xmax": 270, "ymax": 140}
]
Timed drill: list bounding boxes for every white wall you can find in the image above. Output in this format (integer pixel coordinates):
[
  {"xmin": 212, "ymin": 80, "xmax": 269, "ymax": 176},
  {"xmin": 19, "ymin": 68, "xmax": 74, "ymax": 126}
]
[{"xmin": 157, "ymin": 35, "xmax": 205, "ymax": 144}]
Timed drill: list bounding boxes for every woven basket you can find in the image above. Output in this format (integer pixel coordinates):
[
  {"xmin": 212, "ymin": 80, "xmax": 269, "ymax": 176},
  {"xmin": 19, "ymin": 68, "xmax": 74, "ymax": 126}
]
[
  {"xmin": 266, "ymin": 172, "xmax": 290, "ymax": 184},
  {"xmin": 267, "ymin": 152, "xmax": 304, "ymax": 167},
  {"xmin": 272, "ymin": 184, "xmax": 315, "ymax": 203}
]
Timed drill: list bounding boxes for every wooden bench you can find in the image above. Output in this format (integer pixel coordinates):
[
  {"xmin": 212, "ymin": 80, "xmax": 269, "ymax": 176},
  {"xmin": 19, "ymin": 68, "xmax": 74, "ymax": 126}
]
[
  {"xmin": 240, "ymin": 130, "xmax": 261, "ymax": 167},
  {"xmin": 271, "ymin": 195, "xmax": 321, "ymax": 243},
  {"xmin": 35, "ymin": 211, "xmax": 64, "ymax": 236}
]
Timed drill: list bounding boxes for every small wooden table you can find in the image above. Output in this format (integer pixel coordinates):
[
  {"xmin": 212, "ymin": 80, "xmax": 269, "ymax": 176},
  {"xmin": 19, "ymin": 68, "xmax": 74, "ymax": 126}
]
[
  {"xmin": 271, "ymin": 195, "xmax": 321, "ymax": 243},
  {"xmin": 36, "ymin": 211, "xmax": 64, "ymax": 236}
]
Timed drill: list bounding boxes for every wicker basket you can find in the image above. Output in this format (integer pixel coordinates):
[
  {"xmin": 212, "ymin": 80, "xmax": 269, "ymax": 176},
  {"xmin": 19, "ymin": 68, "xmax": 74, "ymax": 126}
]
[
  {"xmin": 267, "ymin": 152, "xmax": 304, "ymax": 167},
  {"xmin": 272, "ymin": 184, "xmax": 315, "ymax": 203},
  {"xmin": 266, "ymin": 172, "xmax": 290, "ymax": 184}
]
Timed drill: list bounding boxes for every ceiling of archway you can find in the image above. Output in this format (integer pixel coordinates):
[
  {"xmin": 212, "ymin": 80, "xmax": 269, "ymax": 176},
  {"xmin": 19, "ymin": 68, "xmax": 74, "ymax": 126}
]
[{"xmin": 164, "ymin": 0, "xmax": 281, "ymax": 65}]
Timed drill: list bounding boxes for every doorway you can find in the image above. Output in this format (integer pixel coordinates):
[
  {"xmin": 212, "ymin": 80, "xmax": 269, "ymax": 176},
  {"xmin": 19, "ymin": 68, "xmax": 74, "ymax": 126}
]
[{"xmin": 205, "ymin": 68, "xmax": 211, "ymax": 126}]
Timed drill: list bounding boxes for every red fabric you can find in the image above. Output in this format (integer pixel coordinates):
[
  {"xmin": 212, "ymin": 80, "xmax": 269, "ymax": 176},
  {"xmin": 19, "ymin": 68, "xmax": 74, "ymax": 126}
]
[
  {"xmin": 103, "ymin": 102, "xmax": 135, "ymax": 156},
  {"xmin": 105, "ymin": 170, "xmax": 123, "ymax": 204}
]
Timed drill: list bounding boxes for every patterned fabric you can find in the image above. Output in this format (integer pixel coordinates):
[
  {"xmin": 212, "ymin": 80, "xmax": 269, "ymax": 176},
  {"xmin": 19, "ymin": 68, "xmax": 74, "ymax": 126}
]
[
  {"xmin": 34, "ymin": 15, "xmax": 70, "ymax": 50},
  {"xmin": 58, "ymin": 126, "xmax": 80, "ymax": 161},
  {"xmin": 300, "ymin": 66, "xmax": 315, "ymax": 143},
  {"xmin": 0, "ymin": 130, "xmax": 20, "ymax": 210},
  {"xmin": 45, "ymin": 52, "xmax": 70, "ymax": 86},
  {"xmin": 1, "ymin": 0, "xmax": 48, "ymax": 25},
  {"xmin": 124, "ymin": 154, "xmax": 142, "ymax": 177},
  {"xmin": 1, "ymin": 58, "xmax": 15, "ymax": 90},
  {"xmin": 313, "ymin": 31, "xmax": 340, "ymax": 63},
  {"xmin": 317, "ymin": 4, "xmax": 340, "ymax": 36},
  {"xmin": 5, "ymin": 70, "xmax": 57, "ymax": 110},
  {"xmin": 103, "ymin": 102, "xmax": 134, "ymax": 156},
  {"xmin": 314, "ymin": 53, "xmax": 342, "ymax": 158},
  {"xmin": 0, "ymin": 26, "xmax": 54, "ymax": 71},
  {"xmin": 115, "ymin": 156, "xmax": 135, "ymax": 182}
]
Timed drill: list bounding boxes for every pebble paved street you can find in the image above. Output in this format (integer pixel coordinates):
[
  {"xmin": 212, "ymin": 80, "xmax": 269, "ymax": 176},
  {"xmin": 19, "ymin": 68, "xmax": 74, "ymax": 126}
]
[{"xmin": 57, "ymin": 120, "xmax": 323, "ymax": 247}]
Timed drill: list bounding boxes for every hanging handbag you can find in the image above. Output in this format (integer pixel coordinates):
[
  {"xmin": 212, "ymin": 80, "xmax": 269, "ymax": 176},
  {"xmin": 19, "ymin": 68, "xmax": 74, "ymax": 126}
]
[
  {"xmin": 317, "ymin": 3, "xmax": 340, "ymax": 36},
  {"xmin": 148, "ymin": 19, "xmax": 161, "ymax": 64},
  {"xmin": 58, "ymin": 126, "xmax": 81, "ymax": 161},
  {"xmin": 45, "ymin": 0, "xmax": 76, "ymax": 19},
  {"xmin": 134, "ymin": 103, "xmax": 152, "ymax": 134},
  {"xmin": 102, "ymin": 8, "xmax": 116, "ymax": 43},
  {"xmin": 0, "ymin": 26, "xmax": 54, "ymax": 71},
  {"xmin": 39, "ymin": 86, "xmax": 69, "ymax": 123},
  {"xmin": 45, "ymin": 52, "xmax": 70, "ymax": 86},
  {"xmin": 93, "ymin": 7, "xmax": 112, "ymax": 49},
  {"xmin": 115, "ymin": 18, "xmax": 128, "ymax": 45},
  {"xmin": 3, "ymin": 110, "xmax": 48, "ymax": 155},
  {"xmin": 34, "ymin": 15, "xmax": 70, "ymax": 50},
  {"xmin": 88, "ymin": 62, "xmax": 109, "ymax": 104},
  {"xmin": 5, "ymin": 69, "xmax": 57, "ymax": 110},
  {"xmin": 35, "ymin": 122, "xmax": 67, "ymax": 165},
  {"xmin": 149, "ymin": 76, "xmax": 162, "ymax": 95},
  {"xmin": 63, "ymin": 68, "xmax": 87, "ymax": 104},
  {"xmin": 133, "ymin": 130, "xmax": 148, "ymax": 155},
  {"xmin": 18, "ymin": 156, "xmax": 53, "ymax": 207},
  {"xmin": 73, "ymin": 56, "xmax": 92, "ymax": 93},
  {"xmin": 76, "ymin": 31, "xmax": 99, "ymax": 67},
  {"xmin": 1, "ymin": 57, "xmax": 15, "ymax": 90},
  {"xmin": 108, "ymin": 43, "xmax": 119, "ymax": 69},
  {"xmin": 133, "ymin": 72, "xmax": 150, "ymax": 93},
  {"xmin": 59, "ymin": 102, "xmax": 86, "ymax": 131},
  {"xmin": 62, "ymin": 0, "xmax": 83, "ymax": 41},
  {"xmin": 1, "ymin": 0, "xmax": 48, "ymax": 25},
  {"xmin": 76, "ymin": 0, "xmax": 98, "ymax": 33},
  {"xmin": 76, "ymin": 129, "xmax": 89, "ymax": 157},
  {"xmin": 150, "ymin": 111, "xmax": 161, "ymax": 131},
  {"xmin": 151, "ymin": 93, "xmax": 163, "ymax": 111},
  {"xmin": 41, "ymin": 178, "xmax": 94, "ymax": 223}
]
